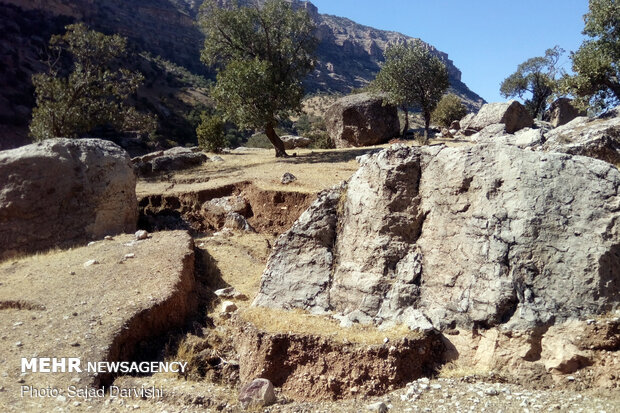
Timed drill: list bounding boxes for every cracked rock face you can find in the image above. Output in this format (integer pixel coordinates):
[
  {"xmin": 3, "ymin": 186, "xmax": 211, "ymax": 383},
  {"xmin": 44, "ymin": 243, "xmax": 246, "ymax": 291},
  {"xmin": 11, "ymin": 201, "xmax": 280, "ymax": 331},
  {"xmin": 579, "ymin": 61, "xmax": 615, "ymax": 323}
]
[
  {"xmin": 541, "ymin": 107, "xmax": 620, "ymax": 166},
  {"xmin": 254, "ymin": 144, "xmax": 620, "ymax": 330}
]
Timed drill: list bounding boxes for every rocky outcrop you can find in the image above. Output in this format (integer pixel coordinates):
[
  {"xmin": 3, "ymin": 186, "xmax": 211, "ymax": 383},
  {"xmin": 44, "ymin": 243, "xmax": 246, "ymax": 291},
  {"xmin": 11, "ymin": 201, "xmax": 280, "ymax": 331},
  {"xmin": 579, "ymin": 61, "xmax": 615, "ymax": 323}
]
[
  {"xmin": 461, "ymin": 101, "xmax": 534, "ymax": 135},
  {"xmin": 540, "ymin": 107, "xmax": 620, "ymax": 165},
  {"xmin": 254, "ymin": 144, "xmax": 620, "ymax": 331},
  {"xmin": 468, "ymin": 124, "xmax": 545, "ymax": 148},
  {"xmin": 0, "ymin": 138, "xmax": 137, "ymax": 258},
  {"xmin": 325, "ymin": 93, "xmax": 400, "ymax": 148},
  {"xmin": 132, "ymin": 147, "xmax": 208, "ymax": 176},
  {"xmin": 546, "ymin": 98, "xmax": 584, "ymax": 127}
]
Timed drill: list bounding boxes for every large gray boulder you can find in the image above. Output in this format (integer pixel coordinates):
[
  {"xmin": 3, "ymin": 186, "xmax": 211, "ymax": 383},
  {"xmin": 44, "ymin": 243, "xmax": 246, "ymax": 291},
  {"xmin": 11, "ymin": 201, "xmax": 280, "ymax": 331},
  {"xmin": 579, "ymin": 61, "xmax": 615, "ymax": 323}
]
[
  {"xmin": 0, "ymin": 138, "xmax": 137, "ymax": 258},
  {"xmin": 546, "ymin": 98, "xmax": 584, "ymax": 128},
  {"xmin": 325, "ymin": 93, "xmax": 400, "ymax": 148},
  {"xmin": 254, "ymin": 144, "xmax": 620, "ymax": 331},
  {"xmin": 461, "ymin": 101, "xmax": 534, "ymax": 135},
  {"xmin": 132, "ymin": 147, "xmax": 207, "ymax": 176},
  {"xmin": 540, "ymin": 107, "xmax": 620, "ymax": 165}
]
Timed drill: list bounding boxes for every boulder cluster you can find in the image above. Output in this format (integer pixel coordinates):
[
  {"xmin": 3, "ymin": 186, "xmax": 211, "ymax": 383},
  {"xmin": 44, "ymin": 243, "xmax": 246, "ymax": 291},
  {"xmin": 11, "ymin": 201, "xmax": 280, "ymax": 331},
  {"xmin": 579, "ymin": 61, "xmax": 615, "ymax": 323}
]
[{"xmin": 255, "ymin": 104, "xmax": 620, "ymax": 333}]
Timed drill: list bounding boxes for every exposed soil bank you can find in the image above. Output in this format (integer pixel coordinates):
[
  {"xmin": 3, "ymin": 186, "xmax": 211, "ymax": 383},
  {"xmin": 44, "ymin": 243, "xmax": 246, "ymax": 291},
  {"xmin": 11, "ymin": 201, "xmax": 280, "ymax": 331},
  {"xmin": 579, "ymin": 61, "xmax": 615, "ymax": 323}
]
[
  {"xmin": 233, "ymin": 320, "xmax": 444, "ymax": 401},
  {"xmin": 138, "ymin": 182, "xmax": 314, "ymax": 236}
]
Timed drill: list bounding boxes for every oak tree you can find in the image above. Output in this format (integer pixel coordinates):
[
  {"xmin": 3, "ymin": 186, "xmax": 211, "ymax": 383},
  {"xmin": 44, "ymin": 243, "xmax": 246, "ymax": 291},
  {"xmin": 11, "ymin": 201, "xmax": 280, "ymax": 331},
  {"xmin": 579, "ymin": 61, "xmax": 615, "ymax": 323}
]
[
  {"xmin": 371, "ymin": 41, "xmax": 449, "ymax": 138},
  {"xmin": 200, "ymin": 0, "xmax": 317, "ymax": 157},
  {"xmin": 30, "ymin": 23, "xmax": 156, "ymax": 141}
]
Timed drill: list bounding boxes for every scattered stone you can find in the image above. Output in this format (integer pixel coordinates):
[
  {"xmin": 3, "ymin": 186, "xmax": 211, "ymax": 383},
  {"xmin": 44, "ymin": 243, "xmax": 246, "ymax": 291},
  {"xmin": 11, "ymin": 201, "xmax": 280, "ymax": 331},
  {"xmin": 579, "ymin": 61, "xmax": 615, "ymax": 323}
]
[
  {"xmin": 83, "ymin": 260, "xmax": 99, "ymax": 268},
  {"xmin": 15, "ymin": 341, "xmax": 22, "ymax": 347},
  {"xmin": 238, "ymin": 378, "xmax": 276, "ymax": 409},
  {"xmin": 201, "ymin": 196, "xmax": 251, "ymax": 229},
  {"xmin": 221, "ymin": 301, "xmax": 238, "ymax": 313},
  {"xmin": 366, "ymin": 401, "xmax": 389, "ymax": 412},
  {"xmin": 281, "ymin": 172, "xmax": 297, "ymax": 185},
  {"xmin": 124, "ymin": 253, "xmax": 135, "ymax": 259},
  {"xmin": 485, "ymin": 388, "xmax": 500, "ymax": 396},
  {"xmin": 104, "ymin": 235, "xmax": 114, "ymax": 241},
  {"xmin": 223, "ymin": 212, "xmax": 255, "ymax": 233},
  {"xmin": 135, "ymin": 230, "xmax": 149, "ymax": 240},
  {"xmin": 214, "ymin": 287, "xmax": 247, "ymax": 300},
  {"xmin": 210, "ymin": 155, "xmax": 224, "ymax": 162},
  {"xmin": 325, "ymin": 92, "xmax": 400, "ymax": 148},
  {"xmin": 13, "ymin": 322, "xmax": 23, "ymax": 326}
]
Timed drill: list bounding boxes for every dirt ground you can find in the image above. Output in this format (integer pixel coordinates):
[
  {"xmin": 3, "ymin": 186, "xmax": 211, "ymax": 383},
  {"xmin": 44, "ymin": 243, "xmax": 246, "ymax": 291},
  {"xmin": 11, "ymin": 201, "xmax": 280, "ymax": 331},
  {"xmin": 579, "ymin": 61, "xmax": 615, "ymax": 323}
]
[{"xmin": 1, "ymin": 143, "xmax": 618, "ymax": 412}]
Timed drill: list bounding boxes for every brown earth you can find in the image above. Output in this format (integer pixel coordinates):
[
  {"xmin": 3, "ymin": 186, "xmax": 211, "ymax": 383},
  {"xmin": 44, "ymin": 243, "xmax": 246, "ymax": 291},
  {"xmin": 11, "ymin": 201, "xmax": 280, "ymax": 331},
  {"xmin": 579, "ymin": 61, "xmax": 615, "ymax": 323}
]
[
  {"xmin": 0, "ymin": 231, "xmax": 197, "ymax": 412},
  {"xmin": 0, "ymin": 144, "xmax": 618, "ymax": 412}
]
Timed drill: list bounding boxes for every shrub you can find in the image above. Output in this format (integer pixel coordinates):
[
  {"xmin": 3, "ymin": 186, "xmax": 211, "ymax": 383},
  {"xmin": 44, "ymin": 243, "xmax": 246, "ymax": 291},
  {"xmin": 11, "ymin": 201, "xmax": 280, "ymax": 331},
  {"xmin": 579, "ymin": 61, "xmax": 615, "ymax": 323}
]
[
  {"xmin": 196, "ymin": 113, "xmax": 227, "ymax": 153},
  {"xmin": 245, "ymin": 133, "xmax": 273, "ymax": 149},
  {"xmin": 308, "ymin": 130, "xmax": 334, "ymax": 149},
  {"xmin": 431, "ymin": 94, "xmax": 469, "ymax": 128}
]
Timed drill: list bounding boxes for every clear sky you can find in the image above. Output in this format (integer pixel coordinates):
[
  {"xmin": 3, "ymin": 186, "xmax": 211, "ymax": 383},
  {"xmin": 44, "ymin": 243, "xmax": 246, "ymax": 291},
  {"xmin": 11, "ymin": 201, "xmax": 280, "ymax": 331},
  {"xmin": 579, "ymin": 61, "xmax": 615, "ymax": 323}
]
[{"xmin": 310, "ymin": 0, "xmax": 590, "ymax": 103}]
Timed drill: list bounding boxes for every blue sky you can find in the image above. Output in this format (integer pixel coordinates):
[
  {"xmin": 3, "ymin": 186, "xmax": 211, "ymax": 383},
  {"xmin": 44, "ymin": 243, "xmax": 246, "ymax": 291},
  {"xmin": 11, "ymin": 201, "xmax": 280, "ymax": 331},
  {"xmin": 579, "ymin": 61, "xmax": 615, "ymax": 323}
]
[{"xmin": 310, "ymin": 0, "xmax": 590, "ymax": 103}]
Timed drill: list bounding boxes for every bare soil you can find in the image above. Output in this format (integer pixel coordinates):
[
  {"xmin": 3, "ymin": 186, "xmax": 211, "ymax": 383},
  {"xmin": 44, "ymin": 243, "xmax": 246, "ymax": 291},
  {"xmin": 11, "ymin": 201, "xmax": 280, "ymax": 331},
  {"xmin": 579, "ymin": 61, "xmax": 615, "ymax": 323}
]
[{"xmin": 1, "ymin": 144, "xmax": 618, "ymax": 412}]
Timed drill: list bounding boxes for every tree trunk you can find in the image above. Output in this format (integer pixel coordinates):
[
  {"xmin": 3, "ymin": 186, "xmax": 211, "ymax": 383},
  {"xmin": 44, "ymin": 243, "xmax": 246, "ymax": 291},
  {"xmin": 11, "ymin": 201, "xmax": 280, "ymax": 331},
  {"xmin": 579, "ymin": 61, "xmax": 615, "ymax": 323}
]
[
  {"xmin": 402, "ymin": 107, "xmax": 409, "ymax": 138},
  {"xmin": 265, "ymin": 123, "xmax": 289, "ymax": 157},
  {"xmin": 423, "ymin": 111, "xmax": 431, "ymax": 139}
]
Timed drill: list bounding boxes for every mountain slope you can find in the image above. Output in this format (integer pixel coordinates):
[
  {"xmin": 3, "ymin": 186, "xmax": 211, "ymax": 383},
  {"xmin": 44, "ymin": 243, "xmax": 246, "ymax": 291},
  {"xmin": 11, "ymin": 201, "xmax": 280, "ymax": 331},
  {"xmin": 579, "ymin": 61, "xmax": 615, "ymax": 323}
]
[{"xmin": 0, "ymin": 0, "xmax": 484, "ymax": 150}]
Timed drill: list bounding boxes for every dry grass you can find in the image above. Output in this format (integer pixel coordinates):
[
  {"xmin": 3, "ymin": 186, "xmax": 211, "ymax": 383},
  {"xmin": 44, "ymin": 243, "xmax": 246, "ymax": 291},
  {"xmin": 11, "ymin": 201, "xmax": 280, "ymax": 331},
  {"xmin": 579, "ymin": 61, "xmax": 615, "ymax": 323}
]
[
  {"xmin": 438, "ymin": 361, "xmax": 492, "ymax": 379},
  {"xmin": 137, "ymin": 147, "xmax": 368, "ymax": 197},
  {"xmin": 240, "ymin": 306, "xmax": 421, "ymax": 345},
  {"xmin": 197, "ymin": 232, "xmax": 273, "ymax": 299}
]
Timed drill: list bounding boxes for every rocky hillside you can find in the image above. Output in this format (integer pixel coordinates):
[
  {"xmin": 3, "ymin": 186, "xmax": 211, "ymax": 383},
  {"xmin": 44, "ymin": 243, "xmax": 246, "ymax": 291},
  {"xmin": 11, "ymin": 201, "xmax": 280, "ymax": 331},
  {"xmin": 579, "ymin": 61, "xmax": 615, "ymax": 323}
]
[{"xmin": 0, "ymin": 0, "xmax": 484, "ymax": 150}]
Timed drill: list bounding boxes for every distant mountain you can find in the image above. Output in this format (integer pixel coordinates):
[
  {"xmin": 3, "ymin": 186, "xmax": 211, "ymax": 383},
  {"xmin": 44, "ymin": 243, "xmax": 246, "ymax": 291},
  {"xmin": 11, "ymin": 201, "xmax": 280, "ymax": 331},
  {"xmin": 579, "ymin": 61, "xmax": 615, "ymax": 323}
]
[{"xmin": 0, "ymin": 0, "xmax": 484, "ymax": 150}]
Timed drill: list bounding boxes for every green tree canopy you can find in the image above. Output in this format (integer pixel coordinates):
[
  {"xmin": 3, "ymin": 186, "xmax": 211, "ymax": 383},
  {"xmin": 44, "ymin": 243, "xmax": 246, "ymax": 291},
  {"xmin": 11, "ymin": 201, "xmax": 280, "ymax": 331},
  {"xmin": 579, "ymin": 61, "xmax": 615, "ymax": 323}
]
[
  {"xmin": 371, "ymin": 41, "xmax": 449, "ymax": 137},
  {"xmin": 563, "ymin": 0, "xmax": 620, "ymax": 111},
  {"xmin": 200, "ymin": 0, "xmax": 317, "ymax": 157},
  {"xmin": 30, "ymin": 23, "xmax": 156, "ymax": 141},
  {"xmin": 431, "ymin": 94, "xmax": 468, "ymax": 128},
  {"xmin": 499, "ymin": 46, "xmax": 564, "ymax": 119}
]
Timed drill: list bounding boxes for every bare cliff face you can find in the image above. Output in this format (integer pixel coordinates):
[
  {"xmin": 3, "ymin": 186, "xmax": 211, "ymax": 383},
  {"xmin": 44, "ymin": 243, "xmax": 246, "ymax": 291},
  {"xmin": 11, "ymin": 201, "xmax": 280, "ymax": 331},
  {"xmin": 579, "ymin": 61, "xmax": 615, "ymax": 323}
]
[{"xmin": 0, "ymin": 0, "xmax": 484, "ymax": 150}]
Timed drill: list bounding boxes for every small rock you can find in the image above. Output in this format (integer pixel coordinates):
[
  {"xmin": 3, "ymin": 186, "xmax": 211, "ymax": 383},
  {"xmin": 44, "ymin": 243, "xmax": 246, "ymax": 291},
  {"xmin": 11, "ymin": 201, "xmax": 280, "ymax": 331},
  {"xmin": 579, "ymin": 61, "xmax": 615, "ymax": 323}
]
[
  {"xmin": 238, "ymin": 378, "xmax": 276, "ymax": 408},
  {"xmin": 124, "ymin": 253, "xmax": 135, "ymax": 259},
  {"xmin": 211, "ymin": 155, "xmax": 224, "ymax": 162},
  {"xmin": 366, "ymin": 401, "xmax": 389, "ymax": 413},
  {"xmin": 13, "ymin": 322, "xmax": 23, "ymax": 327},
  {"xmin": 83, "ymin": 259, "xmax": 99, "ymax": 268},
  {"xmin": 87, "ymin": 241, "xmax": 97, "ymax": 246},
  {"xmin": 15, "ymin": 341, "xmax": 23, "ymax": 347},
  {"xmin": 135, "ymin": 230, "xmax": 149, "ymax": 240},
  {"xmin": 586, "ymin": 319, "xmax": 596, "ymax": 325},
  {"xmin": 281, "ymin": 172, "xmax": 297, "ymax": 185},
  {"xmin": 221, "ymin": 301, "xmax": 238, "ymax": 313},
  {"xmin": 70, "ymin": 271, "xmax": 76, "ymax": 275},
  {"xmin": 485, "ymin": 388, "xmax": 499, "ymax": 396},
  {"xmin": 104, "ymin": 235, "xmax": 113, "ymax": 240},
  {"xmin": 566, "ymin": 376, "xmax": 575, "ymax": 381},
  {"xmin": 73, "ymin": 401, "xmax": 81, "ymax": 407},
  {"xmin": 431, "ymin": 383, "xmax": 442, "ymax": 390},
  {"xmin": 57, "ymin": 395, "xmax": 67, "ymax": 403}
]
